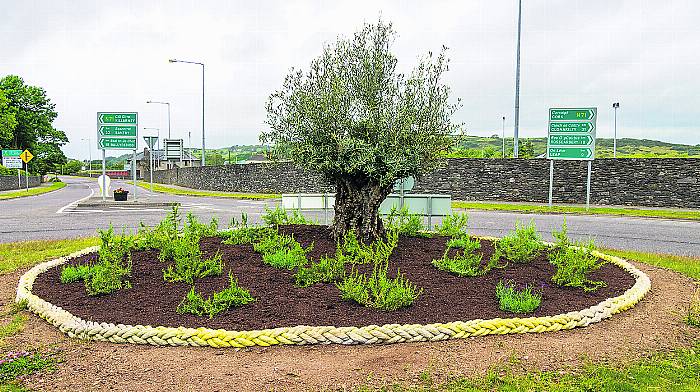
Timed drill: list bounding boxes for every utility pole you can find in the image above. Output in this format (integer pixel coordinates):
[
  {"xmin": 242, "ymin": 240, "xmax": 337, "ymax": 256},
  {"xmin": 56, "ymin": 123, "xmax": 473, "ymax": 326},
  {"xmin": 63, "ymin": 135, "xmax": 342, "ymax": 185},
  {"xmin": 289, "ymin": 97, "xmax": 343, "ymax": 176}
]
[
  {"xmin": 613, "ymin": 102, "xmax": 620, "ymax": 158},
  {"xmin": 502, "ymin": 116, "xmax": 506, "ymax": 158},
  {"xmin": 513, "ymin": 0, "xmax": 523, "ymax": 158}
]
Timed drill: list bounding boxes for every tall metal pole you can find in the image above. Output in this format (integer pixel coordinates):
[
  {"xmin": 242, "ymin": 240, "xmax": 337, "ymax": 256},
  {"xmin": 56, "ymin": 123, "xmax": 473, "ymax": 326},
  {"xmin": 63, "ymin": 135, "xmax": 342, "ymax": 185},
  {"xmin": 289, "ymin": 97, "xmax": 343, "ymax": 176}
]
[
  {"xmin": 586, "ymin": 160, "xmax": 592, "ymax": 210},
  {"xmin": 101, "ymin": 149, "xmax": 106, "ymax": 201},
  {"xmin": 167, "ymin": 102, "xmax": 171, "ymax": 139},
  {"xmin": 502, "ymin": 116, "xmax": 506, "ymax": 158},
  {"xmin": 132, "ymin": 150, "xmax": 137, "ymax": 201},
  {"xmin": 513, "ymin": 0, "xmax": 522, "ymax": 158},
  {"xmin": 613, "ymin": 102, "xmax": 619, "ymax": 158},
  {"xmin": 201, "ymin": 63, "xmax": 205, "ymax": 166}
]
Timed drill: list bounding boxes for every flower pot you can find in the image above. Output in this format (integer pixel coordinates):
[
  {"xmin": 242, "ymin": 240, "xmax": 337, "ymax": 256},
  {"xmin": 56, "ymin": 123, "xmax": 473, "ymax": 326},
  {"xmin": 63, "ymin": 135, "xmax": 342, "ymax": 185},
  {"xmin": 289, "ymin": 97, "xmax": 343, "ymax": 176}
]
[{"xmin": 113, "ymin": 192, "xmax": 128, "ymax": 201}]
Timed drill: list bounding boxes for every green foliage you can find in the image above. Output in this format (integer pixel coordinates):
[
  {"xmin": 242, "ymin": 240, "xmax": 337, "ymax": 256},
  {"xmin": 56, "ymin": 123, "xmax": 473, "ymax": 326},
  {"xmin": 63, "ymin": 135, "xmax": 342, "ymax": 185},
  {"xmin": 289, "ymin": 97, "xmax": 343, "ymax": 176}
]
[
  {"xmin": 495, "ymin": 280, "xmax": 542, "ymax": 313},
  {"xmin": 686, "ymin": 288, "xmax": 700, "ymax": 328},
  {"xmin": 295, "ymin": 255, "xmax": 346, "ymax": 287},
  {"xmin": 384, "ymin": 206, "xmax": 426, "ymax": 237},
  {"xmin": 162, "ymin": 240, "xmax": 223, "ymax": 284},
  {"xmin": 549, "ymin": 221, "xmax": 606, "ymax": 292},
  {"xmin": 84, "ymin": 260, "xmax": 131, "ymax": 296},
  {"xmin": 435, "ymin": 212, "xmax": 469, "ymax": 238},
  {"xmin": 0, "ymin": 351, "xmax": 55, "ymax": 384},
  {"xmin": 253, "ymin": 233, "xmax": 312, "ymax": 270},
  {"xmin": 432, "ymin": 236, "xmax": 485, "ymax": 277},
  {"xmin": 59, "ymin": 264, "xmax": 91, "ymax": 283},
  {"xmin": 261, "ymin": 206, "xmax": 310, "ymax": 226},
  {"xmin": 176, "ymin": 273, "xmax": 255, "ymax": 318},
  {"xmin": 336, "ymin": 259, "xmax": 422, "ymax": 311},
  {"xmin": 0, "ymin": 75, "xmax": 68, "ymax": 174},
  {"xmin": 493, "ymin": 221, "xmax": 544, "ymax": 263},
  {"xmin": 222, "ymin": 226, "xmax": 276, "ymax": 246}
]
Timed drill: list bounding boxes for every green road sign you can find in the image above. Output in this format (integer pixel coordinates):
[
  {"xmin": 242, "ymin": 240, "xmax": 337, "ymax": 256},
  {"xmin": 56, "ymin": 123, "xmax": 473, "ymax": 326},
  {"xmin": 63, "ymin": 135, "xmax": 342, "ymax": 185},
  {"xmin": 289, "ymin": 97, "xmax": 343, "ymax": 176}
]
[
  {"xmin": 99, "ymin": 138, "xmax": 137, "ymax": 149},
  {"xmin": 549, "ymin": 134, "xmax": 593, "ymax": 146},
  {"xmin": 549, "ymin": 108, "xmax": 596, "ymax": 121},
  {"xmin": 99, "ymin": 125, "xmax": 137, "ymax": 137},
  {"xmin": 1, "ymin": 149, "xmax": 21, "ymax": 157},
  {"xmin": 98, "ymin": 113, "xmax": 137, "ymax": 124},
  {"xmin": 549, "ymin": 122, "xmax": 595, "ymax": 133},
  {"xmin": 548, "ymin": 147, "xmax": 593, "ymax": 159}
]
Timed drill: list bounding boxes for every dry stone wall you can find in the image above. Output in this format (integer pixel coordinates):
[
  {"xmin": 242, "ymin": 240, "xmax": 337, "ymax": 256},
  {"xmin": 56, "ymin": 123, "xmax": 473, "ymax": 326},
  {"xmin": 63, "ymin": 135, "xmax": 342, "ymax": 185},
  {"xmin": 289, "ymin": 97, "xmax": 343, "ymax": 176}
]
[{"xmin": 0, "ymin": 175, "xmax": 41, "ymax": 191}]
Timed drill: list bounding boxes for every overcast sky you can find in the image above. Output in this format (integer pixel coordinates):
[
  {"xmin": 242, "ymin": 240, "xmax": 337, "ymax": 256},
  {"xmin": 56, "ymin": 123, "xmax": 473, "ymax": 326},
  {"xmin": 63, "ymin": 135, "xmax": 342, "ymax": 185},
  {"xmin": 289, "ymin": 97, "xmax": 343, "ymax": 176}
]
[{"xmin": 2, "ymin": 0, "xmax": 699, "ymax": 160}]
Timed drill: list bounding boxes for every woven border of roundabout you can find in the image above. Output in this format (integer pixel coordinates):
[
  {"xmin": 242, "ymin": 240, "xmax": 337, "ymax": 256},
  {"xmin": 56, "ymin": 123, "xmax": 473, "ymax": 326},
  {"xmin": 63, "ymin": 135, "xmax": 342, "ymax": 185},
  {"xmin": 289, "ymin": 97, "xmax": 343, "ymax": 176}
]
[{"xmin": 16, "ymin": 238, "xmax": 651, "ymax": 349}]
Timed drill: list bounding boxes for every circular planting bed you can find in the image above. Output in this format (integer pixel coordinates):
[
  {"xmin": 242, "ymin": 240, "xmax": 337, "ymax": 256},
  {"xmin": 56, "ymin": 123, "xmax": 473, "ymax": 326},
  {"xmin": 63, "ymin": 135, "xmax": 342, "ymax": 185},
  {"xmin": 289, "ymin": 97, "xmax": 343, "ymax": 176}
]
[{"xmin": 17, "ymin": 223, "xmax": 650, "ymax": 348}]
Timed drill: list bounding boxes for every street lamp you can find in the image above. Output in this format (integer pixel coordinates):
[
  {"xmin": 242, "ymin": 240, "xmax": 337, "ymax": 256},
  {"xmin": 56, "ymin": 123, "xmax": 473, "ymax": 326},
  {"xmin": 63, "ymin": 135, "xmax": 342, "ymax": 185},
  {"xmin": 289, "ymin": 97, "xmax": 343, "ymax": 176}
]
[
  {"xmin": 81, "ymin": 138, "xmax": 92, "ymax": 177},
  {"xmin": 146, "ymin": 100, "xmax": 171, "ymax": 139},
  {"xmin": 612, "ymin": 102, "xmax": 620, "ymax": 158},
  {"xmin": 502, "ymin": 116, "xmax": 506, "ymax": 158},
  {"xmin": 513, "ymin": 0, "xmax": 523, "ymax": 158},
  {"xmin": 144, "ymin": 127, "xmax": 160, "ymax": 168},
  {"xmin": 169, "ymin": 58, "xmax": 205, "ymax": 166}
]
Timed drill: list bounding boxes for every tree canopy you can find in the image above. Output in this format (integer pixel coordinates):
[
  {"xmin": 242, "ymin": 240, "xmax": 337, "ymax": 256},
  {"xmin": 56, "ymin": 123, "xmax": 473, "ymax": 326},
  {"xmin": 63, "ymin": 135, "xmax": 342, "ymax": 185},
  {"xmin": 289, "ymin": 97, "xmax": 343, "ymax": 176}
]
[
  {"xmin": 262, "ymin": 20, "xmax": 460, "ymax": 240},
  {"xmin": 0, "ymin": 75, "xmax": 68, "ymax": 174}
]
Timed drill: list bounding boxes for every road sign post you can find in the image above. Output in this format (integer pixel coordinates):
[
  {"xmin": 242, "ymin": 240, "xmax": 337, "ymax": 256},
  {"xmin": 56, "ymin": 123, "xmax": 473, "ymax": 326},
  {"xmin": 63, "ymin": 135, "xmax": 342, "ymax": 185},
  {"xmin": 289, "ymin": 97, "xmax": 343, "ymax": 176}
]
[
  {"xmin": 547, "ymin": 107, "xmax": 597, "ymax": 209},
  {"xmin": 20, "ymin": 149, "xmax": 33, "ymax": 192},
  {"xmin": 98, "ymin": 112, "xmax": 138, "ymax": 201},
  {"xmin": 143, "ymin": 136, "xmax": 158, "ymax": 192},
  {"xmin": 2, "ymin": 150, "xmax": 22, "ymax": 188}
]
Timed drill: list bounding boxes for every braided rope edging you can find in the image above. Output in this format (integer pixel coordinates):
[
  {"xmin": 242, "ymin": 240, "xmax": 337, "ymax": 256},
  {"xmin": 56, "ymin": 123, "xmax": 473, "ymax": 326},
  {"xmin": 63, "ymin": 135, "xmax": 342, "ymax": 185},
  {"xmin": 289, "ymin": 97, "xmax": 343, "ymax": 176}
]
[{"xmin": 15, "ymin": 242, "xmax": 651, "ymax": 349}]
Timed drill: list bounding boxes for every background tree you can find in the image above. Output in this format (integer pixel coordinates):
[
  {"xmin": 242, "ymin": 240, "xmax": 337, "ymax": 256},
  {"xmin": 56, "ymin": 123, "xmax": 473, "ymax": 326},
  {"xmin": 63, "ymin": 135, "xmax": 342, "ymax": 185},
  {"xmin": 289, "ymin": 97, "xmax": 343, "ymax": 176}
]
[
  {"xmin": 0, "ymin": 89, "xmax": 17, "ymax": 147},
  {"xmin": 0, "ymin": 75, "xmax": 68, "ymax": 174},
  {"xmin": 262, "ymin": 20, "xmax": 461, "ymax": 241}
]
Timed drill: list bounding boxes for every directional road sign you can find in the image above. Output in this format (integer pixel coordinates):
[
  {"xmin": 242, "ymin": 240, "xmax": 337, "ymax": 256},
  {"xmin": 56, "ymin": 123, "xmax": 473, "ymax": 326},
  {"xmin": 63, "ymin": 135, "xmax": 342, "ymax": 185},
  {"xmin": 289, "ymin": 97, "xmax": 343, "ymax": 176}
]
[
  {"xmin": 20, "ymin": 149, "xmax": 34, "ymax": 164},
  {"xmin": 97, "ymin": 112, "xmax": 138, "ymax": 150},
  {"xmin": 547, "ymin": 107, "xmax": 597, "ymax": 161},
  {"xmin": 99, "ymin": 138, "xmax": 137, "ymax": 149},
  {"xmin": 1, "ymin": 149, "xmax": 23, "ymax": 169}
]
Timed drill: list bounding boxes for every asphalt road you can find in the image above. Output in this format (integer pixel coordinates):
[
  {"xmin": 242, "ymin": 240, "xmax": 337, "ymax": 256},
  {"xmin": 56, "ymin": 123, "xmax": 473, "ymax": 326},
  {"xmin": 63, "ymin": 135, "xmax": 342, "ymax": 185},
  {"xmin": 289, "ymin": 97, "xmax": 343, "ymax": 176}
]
[{"xmin": 2, "ymin": 176, "xmax": 700, "ymax": 257}]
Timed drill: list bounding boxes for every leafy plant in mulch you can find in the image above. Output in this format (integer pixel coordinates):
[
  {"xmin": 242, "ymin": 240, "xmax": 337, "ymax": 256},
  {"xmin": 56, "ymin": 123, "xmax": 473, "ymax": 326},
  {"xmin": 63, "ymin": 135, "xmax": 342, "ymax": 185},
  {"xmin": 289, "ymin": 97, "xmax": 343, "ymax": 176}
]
[
  {"xmin": 435, "ymin": 212, "xmax": 470, "ymax": 238},
  {"xmin": 295, "ymin": 255, "xmax": 347, "ymax": 287},
  {"xmin": 385, "ymin": 206, "xmax": 428, "ymax": 237},
  {"xmin": 0, "ymin": 351, "xmax": 56, "ymax": 383},
  {"xmin": 221, "ymin": 226, "xmax": 276, "ymax": 246},
  {"xmin": 261, "ymin": 206, "xmax": 311, "ymax": 226},
  {"xmin": 254, "ymin": 232, "xmax": 312, "ymax": 270},
  {"xmin": 162, "ymin": 238, "xmax": 223, "ymax": 284},
  {"xmin": 176, "ymin": 273, "xmax": 255, "ymax": 318},
  {"xmin": 135, "ymin": 205, "xmax": 181, "ymax": 253},
  {"xmin": 432, "ymin": 236, "xmax": 485, "ymax": 277},
  {"xmin": 493, "ymin": 221, "xmax": 545, "ymax": 264},
  {"xmin": 549, "ymin": 221, "xmax": 606, "ymax": 292},
  {"xmin": 59, "ymin": 226, "xmax": 133, "ymax": 296},
  {"xmin": 495, "ymin": 280, "xmax": 542, "ymax": 314}
]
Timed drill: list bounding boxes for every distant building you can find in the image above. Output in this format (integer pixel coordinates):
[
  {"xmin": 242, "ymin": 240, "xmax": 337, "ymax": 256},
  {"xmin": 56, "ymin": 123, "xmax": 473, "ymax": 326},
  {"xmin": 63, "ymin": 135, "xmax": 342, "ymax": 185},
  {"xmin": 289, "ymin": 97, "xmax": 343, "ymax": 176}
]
[{"xmin": 126, "ymin": 148, "xmax": 201, "ymax": 178}]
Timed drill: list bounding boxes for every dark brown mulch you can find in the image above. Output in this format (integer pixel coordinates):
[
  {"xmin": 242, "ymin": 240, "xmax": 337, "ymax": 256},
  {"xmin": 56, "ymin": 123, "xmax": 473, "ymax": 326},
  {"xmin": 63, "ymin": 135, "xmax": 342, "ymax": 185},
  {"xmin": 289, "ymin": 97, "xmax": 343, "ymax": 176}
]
[{"xmin": 32, "ymin": 225, "xmax": 635, "ymax": 330}]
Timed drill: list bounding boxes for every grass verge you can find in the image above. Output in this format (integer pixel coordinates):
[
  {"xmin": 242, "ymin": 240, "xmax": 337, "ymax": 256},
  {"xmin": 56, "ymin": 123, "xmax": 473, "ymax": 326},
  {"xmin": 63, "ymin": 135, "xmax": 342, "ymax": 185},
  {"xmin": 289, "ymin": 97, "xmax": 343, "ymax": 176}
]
[
  {"xmin": 452, "ymin": 201, "xmax": 700, "ymax": 221},
  {"xmin": 0, "ymin": 237, "xmax": 99, "ymax": 275},
  {"xmin": 365, "ymin": 341, "xmax": 700, "ymax": 391},
  {"xmin": 602, "ymin": 248, "xmax": 700, "ymax": 280},
  {"xmin": 128, "ymin": 181, "xmax": 279, "ymax": 200},
  {"xmin": 0, "ymin": 182, "xmax": 66, "ymax": 201}
]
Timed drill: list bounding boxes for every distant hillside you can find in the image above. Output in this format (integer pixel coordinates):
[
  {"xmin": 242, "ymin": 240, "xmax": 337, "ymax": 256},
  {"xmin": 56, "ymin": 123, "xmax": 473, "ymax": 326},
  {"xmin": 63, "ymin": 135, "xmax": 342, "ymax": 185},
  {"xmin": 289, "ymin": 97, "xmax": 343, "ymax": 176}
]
[{"xmin": 88, "ymin": 138, "xmax": 700, "ymax": 164}]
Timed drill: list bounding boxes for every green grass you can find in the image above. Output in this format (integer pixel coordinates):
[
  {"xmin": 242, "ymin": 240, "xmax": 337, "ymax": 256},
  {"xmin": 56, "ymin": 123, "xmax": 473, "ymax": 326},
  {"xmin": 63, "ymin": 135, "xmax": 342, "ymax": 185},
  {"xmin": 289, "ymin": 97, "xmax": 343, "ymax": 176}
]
[
  {"xmin": 495, "ymin": 280, "xmax": 542, "ymax": 314},
  {"xmin": 0, "ymin": 182, "xmax": 66, "ymax": 200},
  {"xmin": 129, "ymin": 181, "xmax": 279, "ymax": 200},
  {"xmin": 601, "ymin": 248, "xmax": 700, "ymax": 280},
  {"xmin": 0, "ymin": 237, "xmax": 100, "ymax": 275},
  {"xmin": 452, "ymin": 201, "xmax": 700, "ymax": 221}
]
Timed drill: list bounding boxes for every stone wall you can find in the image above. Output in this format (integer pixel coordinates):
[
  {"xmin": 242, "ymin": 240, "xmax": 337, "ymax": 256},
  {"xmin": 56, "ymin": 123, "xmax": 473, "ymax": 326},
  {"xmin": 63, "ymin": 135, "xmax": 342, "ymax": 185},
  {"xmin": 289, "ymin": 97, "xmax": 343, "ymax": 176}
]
[
  {"xmin": 150, "ymin": 158, "xmax": 700, "ymax": 208},
  {"xmin": 0, "ymin": 175, "xmax": 42, "ymax": 191}
]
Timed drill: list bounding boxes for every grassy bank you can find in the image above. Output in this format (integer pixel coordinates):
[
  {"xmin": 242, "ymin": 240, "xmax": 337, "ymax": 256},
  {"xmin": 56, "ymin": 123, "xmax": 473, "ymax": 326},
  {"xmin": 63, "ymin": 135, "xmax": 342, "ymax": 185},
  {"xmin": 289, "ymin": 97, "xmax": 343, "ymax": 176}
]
[
  {"xmin": 129, "ymin": 181, "xmax": 279, "ymax": 200},
  {"xmin": 0, "ymin": 237, "xmax": 99, "ymax": 275},
  {"xmin": 0, "ymin": 182, "xmax": 66, "ymax": 201},
  {"xmin": 453, "ymin": 201, "xmax": 700, "ymax": 221}
]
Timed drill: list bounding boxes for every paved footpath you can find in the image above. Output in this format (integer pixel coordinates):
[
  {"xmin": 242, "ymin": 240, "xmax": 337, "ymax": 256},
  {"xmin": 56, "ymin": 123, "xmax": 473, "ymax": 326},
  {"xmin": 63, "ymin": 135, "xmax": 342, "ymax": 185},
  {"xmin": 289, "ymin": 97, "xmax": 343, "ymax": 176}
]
[{"xmin": 1, "ymin": 176, "xmax": 700, "ymax": 257}]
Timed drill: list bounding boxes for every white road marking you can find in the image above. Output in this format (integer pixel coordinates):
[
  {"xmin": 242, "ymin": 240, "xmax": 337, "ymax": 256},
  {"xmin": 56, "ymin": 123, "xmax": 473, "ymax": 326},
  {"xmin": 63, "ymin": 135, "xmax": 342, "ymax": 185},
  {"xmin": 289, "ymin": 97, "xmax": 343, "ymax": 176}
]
[{"xmin": 56, "ymin": 188, "xmax": 94, "ymax": 214}]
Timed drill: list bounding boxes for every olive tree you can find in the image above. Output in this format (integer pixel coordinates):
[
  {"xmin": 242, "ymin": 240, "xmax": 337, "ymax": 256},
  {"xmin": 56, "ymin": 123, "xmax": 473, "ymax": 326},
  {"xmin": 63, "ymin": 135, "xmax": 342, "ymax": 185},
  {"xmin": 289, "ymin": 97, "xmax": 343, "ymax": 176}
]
[{"xmin": 262, "ymin": 20, "xmax": 461, "ymax": 241}]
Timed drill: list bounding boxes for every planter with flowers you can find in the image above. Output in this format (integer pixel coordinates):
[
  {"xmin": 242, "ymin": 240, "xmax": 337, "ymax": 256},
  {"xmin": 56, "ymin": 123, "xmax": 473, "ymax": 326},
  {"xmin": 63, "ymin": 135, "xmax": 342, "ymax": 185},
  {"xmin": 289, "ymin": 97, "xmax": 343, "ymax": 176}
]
[{"xmin": 113, "ymin": 188, "xmax": 129, "ymax": 201}]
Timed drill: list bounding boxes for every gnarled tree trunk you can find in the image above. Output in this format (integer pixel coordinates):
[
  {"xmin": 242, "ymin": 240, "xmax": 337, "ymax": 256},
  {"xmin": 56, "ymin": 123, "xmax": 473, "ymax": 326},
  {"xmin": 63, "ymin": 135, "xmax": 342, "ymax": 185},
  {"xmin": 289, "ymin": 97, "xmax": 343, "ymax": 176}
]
[{"xmin": 332, "ymin": 177, "xmax": 393, "ymax": 242}]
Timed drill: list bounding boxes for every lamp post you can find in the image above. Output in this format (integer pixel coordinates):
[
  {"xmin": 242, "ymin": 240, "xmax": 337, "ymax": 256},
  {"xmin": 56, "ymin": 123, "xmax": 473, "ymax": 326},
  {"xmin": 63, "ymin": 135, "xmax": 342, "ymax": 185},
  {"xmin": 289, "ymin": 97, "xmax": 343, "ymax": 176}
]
[
  {"xmin": 169, "ymin": 58, "xmax": 205, "ymax": 166},
  {"xmin": 502, "ymin": 116, "xmax": 506, "ymax": 158},
  {"xmin": 81, "ymin": 138, "xmax": 92, "ymax": 177},
  {"xmin": 146, "ymin": 100, "xmax": 171, "ymax": 139},
  {"xmin": 144, "ymin": 127, "xmax": 160, "ymax": 169},
  {"xmin": 612, "ymin": 102, "xmax": 620, "ymax": 158},
  {"xmin": 513, "ymin": 0, "xmax": 523, "ymax": 158}
]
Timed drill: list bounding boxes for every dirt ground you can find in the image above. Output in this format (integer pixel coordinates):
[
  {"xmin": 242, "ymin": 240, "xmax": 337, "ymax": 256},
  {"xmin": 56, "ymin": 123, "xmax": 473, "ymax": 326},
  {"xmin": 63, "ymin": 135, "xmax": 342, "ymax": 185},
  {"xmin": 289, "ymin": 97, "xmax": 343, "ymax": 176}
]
[{"xmin": 1, "ymin": 262, "xmax": 698, "ymax": 392}]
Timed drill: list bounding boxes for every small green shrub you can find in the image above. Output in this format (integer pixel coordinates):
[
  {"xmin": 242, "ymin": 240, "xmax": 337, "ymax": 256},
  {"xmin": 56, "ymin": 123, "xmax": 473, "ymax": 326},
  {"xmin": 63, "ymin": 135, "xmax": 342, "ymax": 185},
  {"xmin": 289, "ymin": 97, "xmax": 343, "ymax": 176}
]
[
  {"xmin": 222, "ymin": 226, "xmax": 276, "ymax": 246},
  {"xmin": 253, "ymin": 233, "xmax": 311, "ymax": 270},
  {"xmin": 385, "ymin": 206, "xmax": 426, "ymax": 237},
  {"xmin": 60, "ymin": 264, "xmax": 92, "ymax": 283},
  {"xmin": 494, "ymin": 221, "xmax": 544, "ymax": 263},
  {"xmin": 183, "ymin": 212, "xmax": 219, "ymax": 238},
  {"xmin": 549, "ymin": 221, "xmax": 606, "ymax": 292},
  {"xmin": 685, "ymin": 287, "xmax": 700, "ymax": 328},
  {"xmin": 0, "ymin": 351, "xmax": 55, "ymax": 383},
  {"xmin": 495, "ymin": 280, "xmax": 542, "ymax": 313},
  {"xmin": 261, "ymin": 206, "xmax": 310, "ymax": 226},
  {"xmin": 85, "ymin": 259, "xmax": 132, "ymax": 296},
  {"xmin": 432, "ymin": 237, "xmax": 484, "ymax": 277},
  {"xmin": 176, "ymin": 273, "xmax": 255, "ymax": 318},
  {"xmin": 295, "ymin": 255, "xmax": 346, "ymax": 287},
  {"xmin": 336, "ymin": 259, "xmax": 422, "ymax": 311},
  {"xmin": 163, "ymin": 241, "xmax": 223, "ymax": 284},
  {"xmin": 435, "ymin": 212, "xmax": 469, "ymax": 238}
]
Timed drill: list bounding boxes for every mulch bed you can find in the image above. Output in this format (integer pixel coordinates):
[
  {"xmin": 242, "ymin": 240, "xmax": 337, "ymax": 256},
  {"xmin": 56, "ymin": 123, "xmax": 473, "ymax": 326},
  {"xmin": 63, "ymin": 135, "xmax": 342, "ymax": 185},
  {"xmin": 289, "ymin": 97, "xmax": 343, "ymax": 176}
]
[{"xmin": 32, "ymin": 225, "xmax": 635, "ymax": 330}]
